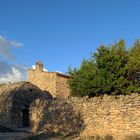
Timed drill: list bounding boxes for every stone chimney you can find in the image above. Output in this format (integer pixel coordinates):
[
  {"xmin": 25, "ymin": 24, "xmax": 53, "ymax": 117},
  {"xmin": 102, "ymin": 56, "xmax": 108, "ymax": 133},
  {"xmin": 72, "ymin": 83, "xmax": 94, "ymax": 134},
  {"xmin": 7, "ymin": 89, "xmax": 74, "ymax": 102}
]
[{"xmin": 35, "ymin": 61, "xmax": 43, "ymax": 72}]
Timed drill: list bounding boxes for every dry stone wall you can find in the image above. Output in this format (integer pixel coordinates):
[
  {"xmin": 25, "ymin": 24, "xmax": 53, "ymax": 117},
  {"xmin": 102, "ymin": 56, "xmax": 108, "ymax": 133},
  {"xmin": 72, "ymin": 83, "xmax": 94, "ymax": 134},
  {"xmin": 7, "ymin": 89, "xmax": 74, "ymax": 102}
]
[
  {"xmin": 30, "ymin": 93, "xmax": 140, "ymax": 140},
  {"xmin": 67, "ymin": 94, "xmax": 140, "ymax": 140},
  {"xmin": 30, "ymin": 98, "xmax": 84, "ymax": 136}
]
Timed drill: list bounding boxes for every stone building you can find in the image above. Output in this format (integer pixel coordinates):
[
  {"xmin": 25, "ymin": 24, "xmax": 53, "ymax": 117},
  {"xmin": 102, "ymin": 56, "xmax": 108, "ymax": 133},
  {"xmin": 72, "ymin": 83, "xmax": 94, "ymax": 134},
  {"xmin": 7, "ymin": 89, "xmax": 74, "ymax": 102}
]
[
  {"xmin": 28, "ymin": 61, "xmax": 70, "ymax": 98},
  {"xmin": 0, "ymin": 61, "xmax": 139, "ymax": 139},
  {"xmin": 0, "ymin": 82, "xmax": 52, "ymax": 129},
  {"xmin": 0, "ymin": 61, "xmax": 70, "ymax": 130}
]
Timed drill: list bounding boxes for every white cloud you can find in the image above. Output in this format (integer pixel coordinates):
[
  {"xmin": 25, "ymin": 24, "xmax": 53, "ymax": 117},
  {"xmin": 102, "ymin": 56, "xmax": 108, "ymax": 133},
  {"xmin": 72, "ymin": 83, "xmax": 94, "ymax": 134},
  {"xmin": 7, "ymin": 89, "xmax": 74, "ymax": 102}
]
[
  {"xmin": 0, "ymin": 61, "xmax": 27, "ymax": 83},
  {"xmin": 43, "ymin": 68, "xmax": 48, "ymax": 72},
  {"xmin": 0, "ymin": 36, "xmax": 26, "ymax": 83},
  {"xmin": 32, "ymin": 65, "xmax": 35, "ymax": 69},
  {"xmin": 0, "ymin": 67, "xmax": 25, "ymax": 83},
  {"xmin": 11, "ymin": 41, "xmax": 23, "ymax": 48},
  {"xmin": 56, "ymin": 71, "xmax": 70, "ymax": 76},
  {"xmin": 32, "ymin": 64, "xmax": 48, "ymax": 72},
  {"xmin": 0, "ymin": 35, "xmax": 23, "ymax": 60}
]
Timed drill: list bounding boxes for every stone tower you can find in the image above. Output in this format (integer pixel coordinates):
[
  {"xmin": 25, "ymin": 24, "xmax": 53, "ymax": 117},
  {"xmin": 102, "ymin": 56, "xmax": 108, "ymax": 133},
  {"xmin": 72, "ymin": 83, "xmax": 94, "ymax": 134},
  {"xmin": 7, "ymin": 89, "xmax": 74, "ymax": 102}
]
[{"xmin": 35, "ymin": 61, "xmax": 43, "ymax": 72}]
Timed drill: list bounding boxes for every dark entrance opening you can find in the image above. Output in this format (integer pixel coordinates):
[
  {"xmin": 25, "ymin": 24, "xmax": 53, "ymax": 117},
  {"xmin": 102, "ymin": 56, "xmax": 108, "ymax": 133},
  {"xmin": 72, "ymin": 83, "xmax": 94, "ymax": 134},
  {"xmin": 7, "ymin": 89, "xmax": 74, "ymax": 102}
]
[{"xmin": 22, "ymin": 108, "xmax": 29, "ymax": 127}]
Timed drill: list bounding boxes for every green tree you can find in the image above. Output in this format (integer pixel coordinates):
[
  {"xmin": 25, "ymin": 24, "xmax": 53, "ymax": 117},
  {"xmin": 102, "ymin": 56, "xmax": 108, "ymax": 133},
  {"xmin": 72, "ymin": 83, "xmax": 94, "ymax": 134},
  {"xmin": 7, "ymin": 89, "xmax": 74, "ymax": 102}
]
[
  {"xmin": 68, "ymin": 59, "xmax": 97, "ymax": 97},
  {"xmin": 93, "ymin": 39, "xmax": 129, "ymax": 95},
  {"xmin": 127, "ymin": 39, "xmax": 140, "ymax": 92},
  {"xmin": 68, "ymin": 39, "xmax": 138, "ymax": 97}
]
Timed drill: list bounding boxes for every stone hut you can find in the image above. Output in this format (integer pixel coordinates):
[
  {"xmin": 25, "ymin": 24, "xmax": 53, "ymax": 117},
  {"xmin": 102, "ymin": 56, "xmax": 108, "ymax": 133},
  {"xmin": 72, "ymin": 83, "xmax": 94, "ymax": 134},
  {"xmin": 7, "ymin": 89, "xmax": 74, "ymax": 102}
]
[
  {"xmin": 0, "ymin": 81, "xmax": 52, "ymax": 129},
  {"xmin": 28, "ymin": 61, "xmax": 70, "ymax": 98}
]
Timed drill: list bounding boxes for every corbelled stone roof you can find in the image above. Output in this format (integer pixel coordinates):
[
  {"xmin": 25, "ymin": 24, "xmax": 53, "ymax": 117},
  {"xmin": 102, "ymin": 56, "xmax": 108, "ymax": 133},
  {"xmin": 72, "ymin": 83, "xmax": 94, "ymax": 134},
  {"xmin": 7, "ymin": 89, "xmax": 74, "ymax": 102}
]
[
  {"xmin": 0, "ymin": 81, "xmax": 53, "ymax": 129},
  {"xmin": 0, "ymin": 81, "xmax": 52, "ymax": 108}
]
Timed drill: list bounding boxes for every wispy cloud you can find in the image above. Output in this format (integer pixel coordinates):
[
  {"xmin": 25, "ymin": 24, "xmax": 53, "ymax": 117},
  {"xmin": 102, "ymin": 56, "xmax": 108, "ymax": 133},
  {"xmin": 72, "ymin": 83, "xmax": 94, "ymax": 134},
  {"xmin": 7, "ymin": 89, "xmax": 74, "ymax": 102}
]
[
  {"xmin": 0, "ymin": 61, "xmax": 27, "ymax": 83},
  {"xmin": 0, "ymin": 67, "xmax": 24, "ymax": 83},
  {"xmin": 0, "ymin": 35, "xmax": 26, "ymax": 83},
  {"xmin": 0, "ymin": 35, "xmax": 23, "ymax": 60},
  {"xmin": 11, "ymin": 41, "xmax": 23, "ymax": 48}
]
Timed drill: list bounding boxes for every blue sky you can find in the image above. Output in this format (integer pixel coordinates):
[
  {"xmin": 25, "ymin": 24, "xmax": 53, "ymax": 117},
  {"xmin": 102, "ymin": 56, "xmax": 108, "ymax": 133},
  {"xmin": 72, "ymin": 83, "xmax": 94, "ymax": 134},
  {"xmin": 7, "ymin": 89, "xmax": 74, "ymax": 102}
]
[{"xmin": 0, "ymin": 0, "xmax": 140, "ymax": 82}]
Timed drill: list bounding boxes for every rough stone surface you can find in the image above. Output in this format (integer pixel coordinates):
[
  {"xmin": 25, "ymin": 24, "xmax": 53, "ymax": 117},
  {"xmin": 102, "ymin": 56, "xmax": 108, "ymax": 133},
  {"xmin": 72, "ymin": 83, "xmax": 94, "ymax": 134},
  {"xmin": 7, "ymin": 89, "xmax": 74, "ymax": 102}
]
[
  {"xmin": 29, "ymin": 92, "xmax": 140, "ymax": 140},
  {"xmin": 0, "ymin": 81, "xmax": 52, "ymax": 129},
  {"xmin": 67, "ymin": 94, "xmax": 140, "ymax": 140},
  {"xmin": 28, "ymin": 62, "xmax": 70, "ymax": 98},
  {"xmin": 30, "ymin": 98, "xmax": 84, "ymax": 136}
]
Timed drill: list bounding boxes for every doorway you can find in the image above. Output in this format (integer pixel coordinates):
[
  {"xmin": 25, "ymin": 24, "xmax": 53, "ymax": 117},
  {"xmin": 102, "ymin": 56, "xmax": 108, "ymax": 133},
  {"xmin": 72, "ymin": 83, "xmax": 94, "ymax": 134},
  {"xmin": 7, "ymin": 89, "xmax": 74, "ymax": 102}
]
[{"xmin": 22, "ymin": 108, "xmax": 29, "ymax": 127}]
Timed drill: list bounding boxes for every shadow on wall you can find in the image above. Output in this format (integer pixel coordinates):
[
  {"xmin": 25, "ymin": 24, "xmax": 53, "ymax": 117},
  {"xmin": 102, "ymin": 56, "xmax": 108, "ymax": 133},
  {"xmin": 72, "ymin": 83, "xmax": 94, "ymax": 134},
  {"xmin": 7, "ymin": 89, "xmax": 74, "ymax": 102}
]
[
  {"xmin": 0, "ymin": 82, "xmax": 53, "ymax": 129},
  {"xmin": 42, "ymin": 90, "xmax": 53, "ymax": 99},
  {"xmin": 10, "ymin": 88, "xmax": 53, "ymax": 128},
  {"xmin": 124, "ymin": 135, "xmax": 140, "ymax": 140},
  {"xmin": 30, "ymin": 98, "xmax": 84, "ymax": 136}
]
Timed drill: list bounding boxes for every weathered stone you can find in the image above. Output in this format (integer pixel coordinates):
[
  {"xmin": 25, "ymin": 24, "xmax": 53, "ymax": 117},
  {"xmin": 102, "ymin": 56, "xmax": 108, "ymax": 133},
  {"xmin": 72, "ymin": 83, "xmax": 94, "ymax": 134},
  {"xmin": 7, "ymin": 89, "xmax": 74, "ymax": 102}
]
[
  {"xmin": 30, "ymin": 98, "xmax": 84, "ymax": 136},
  {"xmin": 66, "ymin": 94, "xmax": 140, "ymax": 140},
  {"xmin": 0, "ymin": 81, "xmax": 52, "ymax": 129},
  {"xmin": 28, "ymin": 61, "xmax": 70, "ymax": 98}
]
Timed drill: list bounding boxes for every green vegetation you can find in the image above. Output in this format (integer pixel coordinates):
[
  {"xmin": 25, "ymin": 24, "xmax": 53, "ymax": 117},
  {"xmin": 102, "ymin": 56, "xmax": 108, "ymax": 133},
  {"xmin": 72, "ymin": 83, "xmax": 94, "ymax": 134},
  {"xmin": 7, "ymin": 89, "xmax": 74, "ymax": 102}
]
[{"xmin": 68, "ymin": 39, "xmax": 140, "ymax": 97}]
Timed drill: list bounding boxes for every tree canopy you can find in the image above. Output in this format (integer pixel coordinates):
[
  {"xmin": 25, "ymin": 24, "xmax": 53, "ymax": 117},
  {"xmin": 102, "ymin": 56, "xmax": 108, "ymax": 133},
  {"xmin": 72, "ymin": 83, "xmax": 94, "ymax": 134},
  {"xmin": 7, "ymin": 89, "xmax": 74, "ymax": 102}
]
[{"xmin": 68, "ymin": 39, "xmax": 140, "ymax": 97}]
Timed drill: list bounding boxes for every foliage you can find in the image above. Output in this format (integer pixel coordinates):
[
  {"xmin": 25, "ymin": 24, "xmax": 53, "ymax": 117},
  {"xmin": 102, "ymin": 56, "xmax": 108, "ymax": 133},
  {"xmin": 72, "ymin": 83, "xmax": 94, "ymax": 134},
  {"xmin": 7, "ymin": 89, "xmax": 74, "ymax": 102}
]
[
  {"xmin": 127, "ymin": 40, "xmax": 140, "ymax": 91},
  {"xmin": 68, "ymin": 59, "xmax": 96, "ymax": 97},
  {"xmin": 68, "ymin": 39, "xmax": 140, "ymax": 97}
]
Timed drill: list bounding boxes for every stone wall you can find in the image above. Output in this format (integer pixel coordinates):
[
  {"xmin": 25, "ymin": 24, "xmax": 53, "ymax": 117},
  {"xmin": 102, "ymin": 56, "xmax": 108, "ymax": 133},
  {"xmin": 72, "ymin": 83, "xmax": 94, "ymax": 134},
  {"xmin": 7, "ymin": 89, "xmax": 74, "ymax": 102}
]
[
  {"xmin": 28, "ymin": 62, "xmax": 70, "ymax": 98},
  {"xmin": 0, "ymin": 82, "xmax": 52, "ymax": 129},
  {"xmin": 30, "ymin": 93, "xmax": 140, "ymax": 140},
  {"xmin": 28, "ymin": 69, "xmax": 57, "ymax": 97},
  {"xmin": 67, "ymin": 94, "xmax": 140, "ymax": 140},
  {"xmin": 56, "ymin": 74, "xmax": 70, "ymax": 98},
  {"xmin": 30, "ymin": 98, "xmax": 84, "ymax": 135}
]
